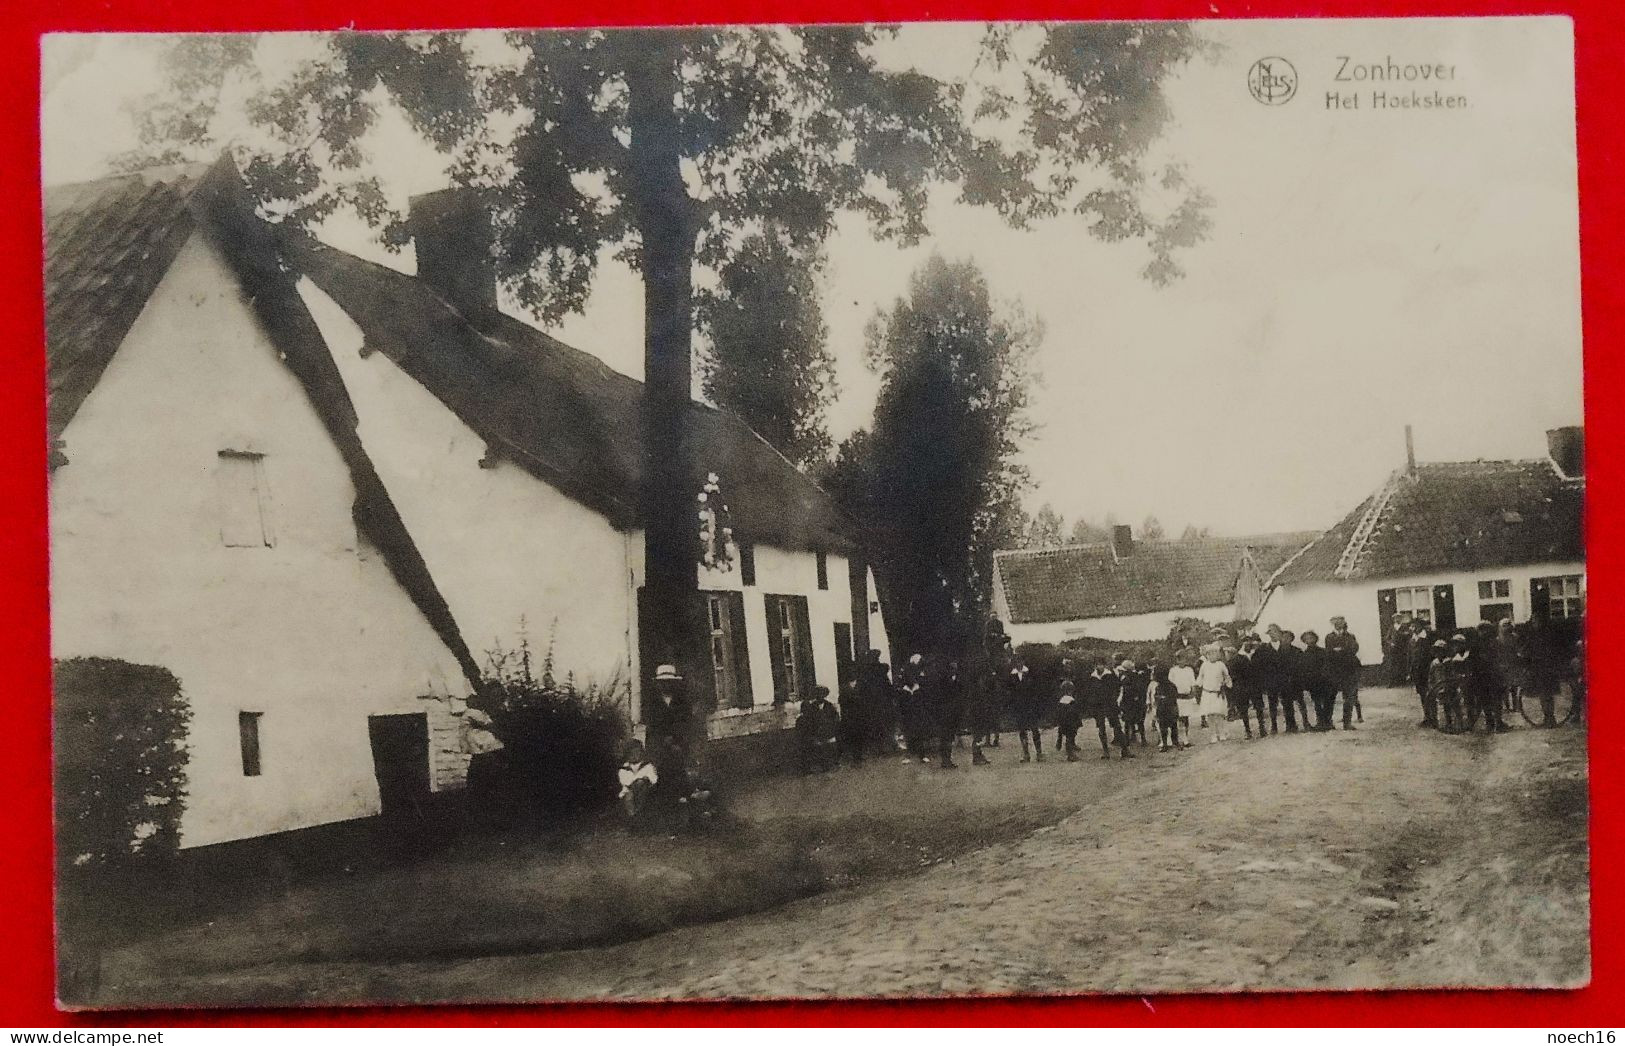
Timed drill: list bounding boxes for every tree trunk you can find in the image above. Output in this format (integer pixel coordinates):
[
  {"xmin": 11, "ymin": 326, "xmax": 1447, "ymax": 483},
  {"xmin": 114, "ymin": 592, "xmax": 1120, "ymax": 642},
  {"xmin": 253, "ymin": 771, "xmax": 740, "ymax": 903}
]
[{"xmin": 626, "ymin": 37, "xmax": 704, "ymax": 706}]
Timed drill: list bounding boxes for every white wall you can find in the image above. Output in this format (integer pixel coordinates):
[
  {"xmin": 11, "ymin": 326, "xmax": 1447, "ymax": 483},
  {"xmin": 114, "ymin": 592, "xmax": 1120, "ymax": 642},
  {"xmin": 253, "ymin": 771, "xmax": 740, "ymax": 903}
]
[
  {"xmin": 299, "ymin": 281, "xmax": 639, "ymax": 709},
  {"xmin": 1258, "ymin": 559, "xmax": 1587, "ymax": 664},
  {"xmin": 51, "ymin": 234, "xmax": 469, "ymax": 849},
  {"xmin": 1005, "ymin": 603, "xmax": 1236, "ymax": 646},
  {"xmin": 300, "ymin": 279, "xmax": 891, "ymax": 739}
]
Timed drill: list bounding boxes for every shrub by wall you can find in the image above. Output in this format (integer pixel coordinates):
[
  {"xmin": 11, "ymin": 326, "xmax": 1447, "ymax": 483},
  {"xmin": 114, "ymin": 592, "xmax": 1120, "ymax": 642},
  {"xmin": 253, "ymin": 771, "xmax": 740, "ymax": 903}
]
[
  {"xmin": 53, "ymin": 657, "xmax": 190, "ymax": 870},
  {"xmin": 468, "ymin": 640, "xmax": 632, "ymax": 823}
]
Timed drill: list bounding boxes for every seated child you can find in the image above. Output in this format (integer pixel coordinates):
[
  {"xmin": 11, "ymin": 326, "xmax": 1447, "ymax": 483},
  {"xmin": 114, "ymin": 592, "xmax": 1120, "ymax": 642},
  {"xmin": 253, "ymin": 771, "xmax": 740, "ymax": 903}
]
[
  {"xmin": 617, "ymin": 740, "xmax": 659, "ymax": 820},
  {"xmin": 797, "ymin": 685, "xmax": 843, "ymax": 773}
]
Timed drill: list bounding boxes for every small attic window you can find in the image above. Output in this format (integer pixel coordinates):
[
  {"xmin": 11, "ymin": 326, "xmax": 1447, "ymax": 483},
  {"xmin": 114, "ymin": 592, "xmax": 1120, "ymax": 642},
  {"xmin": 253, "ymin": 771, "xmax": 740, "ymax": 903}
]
[{"xmin": 1501, "ymin": 510, "xmax": 1524, "ymax": 524}]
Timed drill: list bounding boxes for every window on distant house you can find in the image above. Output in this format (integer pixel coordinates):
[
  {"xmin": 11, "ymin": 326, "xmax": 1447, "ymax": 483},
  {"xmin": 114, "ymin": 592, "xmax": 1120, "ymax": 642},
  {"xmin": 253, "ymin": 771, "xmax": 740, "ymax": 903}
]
[
  {"xmin": 1393, "ymin": 585, "xmax": 1433, "ymax": 626},
  {"xmin": 816, "ymin": 551, "xmax": 829, "ymax": 590},
  {"xmin": 738, "ymin": 542, "xmax": 756, "ymax": 587},
  {"xmin": 216, "ymin": 451, "xmax": 275, "ymax": 548},
  {"xmin": 239, "ymin": 711, "xmax": 263, "ymax": 777},
  {"xmin": 1537, "ymin": 575, "xmax": 1586, "ymax": 620},
  {"xmin": 1477, "ymin": 579, "xmax": 1513, "ymax": 624}
]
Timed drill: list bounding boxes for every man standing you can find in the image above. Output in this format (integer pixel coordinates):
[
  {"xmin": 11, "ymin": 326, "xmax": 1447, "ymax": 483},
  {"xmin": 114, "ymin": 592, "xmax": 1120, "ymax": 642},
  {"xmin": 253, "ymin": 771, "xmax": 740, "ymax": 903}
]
[
  {"xmin": 1325, "ymin": 616, "xmax": 1362, "ymax": 729},
  {"xmin": 933, "ymin": 660, "xmax": 967, "ymax": 769},
  {"xmin": 1278, "ymin": 628, "xmax": 1311, "ymax": 732},
  {"xmin": 1230, "ymin": 634, "xmax": 1269, "ymax": 739},
  {"xmin": 1409, "ymin": 619, "xmax": 1437, "ymax": 727},
  {"xmin": 857, "ymin": 648, "xmax": 898, "ymax": 757},
  {"xmin": 1255, "ymin": 626, "xmax": 1285, "ymax": 734},
  {"xmin": 1083, "ymin": 655, "xmax": 1133, "ymax": 759}
]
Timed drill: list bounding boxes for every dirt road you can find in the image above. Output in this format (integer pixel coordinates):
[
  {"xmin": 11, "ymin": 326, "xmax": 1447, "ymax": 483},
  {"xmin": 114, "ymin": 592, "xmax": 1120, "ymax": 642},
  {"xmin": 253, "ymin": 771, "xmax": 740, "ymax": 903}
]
[{"xmin": 126, "ymin": 687, "xmax": 1588, "ymax": 1005}]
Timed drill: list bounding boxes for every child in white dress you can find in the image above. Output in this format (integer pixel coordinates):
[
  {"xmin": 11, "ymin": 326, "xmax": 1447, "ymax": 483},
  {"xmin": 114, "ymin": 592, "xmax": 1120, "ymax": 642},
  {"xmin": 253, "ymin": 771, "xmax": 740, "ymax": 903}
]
[{"xmin": 1197, "ymin": 643, "xmax": 1233, "ymax": 744}]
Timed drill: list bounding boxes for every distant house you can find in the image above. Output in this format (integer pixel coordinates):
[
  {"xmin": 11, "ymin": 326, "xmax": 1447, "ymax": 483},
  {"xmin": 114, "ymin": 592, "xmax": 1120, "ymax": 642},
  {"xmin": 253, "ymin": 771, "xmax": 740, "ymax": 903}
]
[
  {"xmin": 1257, "ymin": 428, "xmax": 1585, "ymax": 665},
  {"xmin": 990, "ymin": 526, "xmax": 1315, "ymax": 644},
  {"xmin": 47, "ymin": 157, "xmax": 891, "ymax": 849}
]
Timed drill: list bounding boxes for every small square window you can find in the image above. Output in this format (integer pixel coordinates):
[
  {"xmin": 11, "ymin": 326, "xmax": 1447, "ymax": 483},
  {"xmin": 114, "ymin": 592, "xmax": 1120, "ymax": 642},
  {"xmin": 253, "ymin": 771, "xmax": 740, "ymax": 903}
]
[{"xmin": 239, "ymin": 711, "xmax": 263, "ymax": 777}]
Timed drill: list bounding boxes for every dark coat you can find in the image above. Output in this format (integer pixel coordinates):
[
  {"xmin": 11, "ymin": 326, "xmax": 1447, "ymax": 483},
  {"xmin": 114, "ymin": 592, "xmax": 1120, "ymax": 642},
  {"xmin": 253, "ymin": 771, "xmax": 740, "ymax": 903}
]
[
  {"xmin": 1117, "ymin": 668, "xmax": 1149, "ymax": 711},
  {"xmin": 1055, "ymin": 693, "xmax": 1085, "ymax": 731},
  {"xmin": 797, "ymin": 697, "xmax": 841, "ymax": 747},
  {"xmin": 1252, "ymin": 643, "xmax": 1282, "ymax": 692},
  {"xmin": 1325, "ymin": 628, "xmax": 1361, "ymax": 681},
  {"xmin": 1229, "ymin": 650, "xmax": 1263, "ymax": 698},
  {"xmin": 1080, "ymin": 670, "xmax": 1121, "ymax": 718},
  {"xmin": 1298, "ymin": 644, "xmax": 1330, "ymax": 688},
  {"xmin": 1007, "ymin": 666, "xmax": 1044, "ymax": 727},
  {"xmin": 1409, "ymin": 631, "xmax": 1436, "ymax": 690}
]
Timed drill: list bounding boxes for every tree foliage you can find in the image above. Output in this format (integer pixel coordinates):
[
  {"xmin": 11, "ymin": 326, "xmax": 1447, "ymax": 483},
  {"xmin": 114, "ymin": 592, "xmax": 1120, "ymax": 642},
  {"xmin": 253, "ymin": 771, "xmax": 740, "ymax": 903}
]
[
  {"xmin": 1140, "ymin": 514, "xmax": 1166, "ymax": 540},
  {"xmin": 698, "ymin": 232, "xmax": 837, "ymax": 467},
  {"xmin": 122, "ymin": 25, "xmax": 1211, "ymax": 675},
  {"xmin": 831, "ymin": 255, "xmax": 1038, "ymax": 658},
  {"xmin": 1025, "ymin": 503, "xmax": 1067, "ymax": 548}
]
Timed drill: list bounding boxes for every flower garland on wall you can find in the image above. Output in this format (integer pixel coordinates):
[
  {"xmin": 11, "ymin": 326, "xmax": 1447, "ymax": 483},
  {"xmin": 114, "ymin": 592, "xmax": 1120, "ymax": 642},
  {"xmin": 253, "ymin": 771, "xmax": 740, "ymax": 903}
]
[{"xmin": 697, "ymin": 472, "xmax": 736, "ymax": 572}]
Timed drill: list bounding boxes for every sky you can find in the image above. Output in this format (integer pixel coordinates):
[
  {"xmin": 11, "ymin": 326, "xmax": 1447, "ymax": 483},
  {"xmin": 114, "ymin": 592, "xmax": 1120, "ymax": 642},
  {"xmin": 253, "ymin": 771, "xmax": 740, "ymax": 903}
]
[{"xmin": 41, "ymin": 18, "xmax": 1583, "ymax": 539}]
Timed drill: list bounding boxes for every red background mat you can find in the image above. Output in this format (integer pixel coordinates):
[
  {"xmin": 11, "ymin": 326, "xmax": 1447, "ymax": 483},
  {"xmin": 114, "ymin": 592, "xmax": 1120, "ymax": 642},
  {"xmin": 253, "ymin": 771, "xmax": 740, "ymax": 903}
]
[{"xmin": 1, "ymin": 0, "xmax": 1617, "ymax": 1026}]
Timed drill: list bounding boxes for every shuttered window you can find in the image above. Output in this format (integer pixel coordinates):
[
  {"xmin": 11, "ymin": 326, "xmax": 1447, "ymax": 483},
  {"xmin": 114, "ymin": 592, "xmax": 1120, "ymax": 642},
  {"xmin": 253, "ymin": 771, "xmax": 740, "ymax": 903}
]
[
  {"xmin": 705, "ymin": 591, "xmax": 754, "ymax": 710},
  {"xmin": 765, "ymin": 594, "xmax": 817, "ymax": 703},
  {"xmin": 216, "ymin": 451, "xmax": 274, "ymax": 548}
]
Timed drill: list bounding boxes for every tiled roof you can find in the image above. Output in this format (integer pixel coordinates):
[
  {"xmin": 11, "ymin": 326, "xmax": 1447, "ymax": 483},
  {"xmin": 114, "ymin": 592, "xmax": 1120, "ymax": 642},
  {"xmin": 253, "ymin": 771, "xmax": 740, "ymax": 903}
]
[
  {"xmin": 295, "ymin": 242, "xmax": 857, "ymax": 553},
  {"xmin": 44, "ymin": 158, "xmax": 483, "ymax": 690},
  {"xmin": 45, "ymin": 162, "xmax": 215, "ymax": 444},
  {"xmin": 995, "ymin": 533, "xmax": 1316, "ymax": 625},
  {"xmin": 1272, "ymin": 459, "xmax": 1584, "ymax": 586}
]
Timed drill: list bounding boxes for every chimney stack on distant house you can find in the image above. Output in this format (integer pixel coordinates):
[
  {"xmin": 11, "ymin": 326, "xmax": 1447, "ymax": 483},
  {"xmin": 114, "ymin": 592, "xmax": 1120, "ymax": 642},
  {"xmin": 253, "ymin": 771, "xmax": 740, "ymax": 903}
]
[
  {"xmin": 1404, "ymin": 424, "xmax": 1417, "ymax": 479},
  {"xmin": 408, "ymin": 187, "xmax": 498, "ymax": 314},
  {"xmin": 1111, "ymin": 524, "xmax": 1134, "ymax": 561},
  {"xmin": 1546, "ymin": 426, "xmax": 1584, "ymax": 480}
]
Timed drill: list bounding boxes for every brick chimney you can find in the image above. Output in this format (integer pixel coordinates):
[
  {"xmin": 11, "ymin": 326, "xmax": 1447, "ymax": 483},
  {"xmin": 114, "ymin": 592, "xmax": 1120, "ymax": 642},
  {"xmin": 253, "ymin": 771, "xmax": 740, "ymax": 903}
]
[
  {"xmin": 1546, "ymin": 426, "xmax": 1584, "ymax": 480},
  {"xmin": 408, "ymin": 187, "xmax": 497, "ymax": 313},
  {"xmin": 1111, "ymin": 524, "xmax": 1134, "ymax": 560},
  {"xmin": 1404, "ymin": 424, "xmax": 1418, "ymax": 479}
]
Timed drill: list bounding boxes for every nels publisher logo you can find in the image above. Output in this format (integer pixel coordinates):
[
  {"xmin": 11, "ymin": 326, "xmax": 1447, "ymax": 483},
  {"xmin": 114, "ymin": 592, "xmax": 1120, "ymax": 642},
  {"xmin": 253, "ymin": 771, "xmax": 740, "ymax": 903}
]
[{"xmin": 1248, "ymin": 57, "xmax": 1298, "ymax": 105}]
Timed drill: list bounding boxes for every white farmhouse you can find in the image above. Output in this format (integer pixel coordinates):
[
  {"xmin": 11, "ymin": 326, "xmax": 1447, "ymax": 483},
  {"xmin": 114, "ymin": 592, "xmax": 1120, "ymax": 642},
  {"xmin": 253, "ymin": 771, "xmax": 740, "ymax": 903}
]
[
  {"xmin": 47, "ymin": 162, "xmax": 478, "ymax": 848},
  {"xmin": 990, "ymin": 526, "xmax": 1314, "ymax": 644},
  {"xmin": 1257, "ymin": 428, "xmax": 1585, "ymax": 665},
  {"xmin": 47, "ymin": 158, "xmax": 891, "ymax": 849}
]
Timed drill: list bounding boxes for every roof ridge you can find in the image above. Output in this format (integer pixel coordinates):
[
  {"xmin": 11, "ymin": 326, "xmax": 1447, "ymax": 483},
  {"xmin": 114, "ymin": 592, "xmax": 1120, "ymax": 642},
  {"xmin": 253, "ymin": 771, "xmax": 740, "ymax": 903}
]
[{"xmin": 1333, "ymin": 469, "xmax": 1402, "ymax": 580}]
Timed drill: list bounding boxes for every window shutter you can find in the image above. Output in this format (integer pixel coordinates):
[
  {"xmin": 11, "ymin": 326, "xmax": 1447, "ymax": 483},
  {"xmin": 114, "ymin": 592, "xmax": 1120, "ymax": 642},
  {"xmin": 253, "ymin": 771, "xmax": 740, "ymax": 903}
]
[
  {"xmin": 792, "ymin": 596, "xmax": 817, "ymax": 695},
  {"xmin": 1432, "ymin": 584, "xmax": 1457, "ymax": 634},
  {"xmin": 727, "ymin": 591, "xmax": 753, "ymax": 708},
  {"xmin": 1376, "ymin": 588, "xmax": 1398, "ymax": 653},
  {"xmin": 765, "ymin": 595, "xmax": 789, "ymax": 703}
]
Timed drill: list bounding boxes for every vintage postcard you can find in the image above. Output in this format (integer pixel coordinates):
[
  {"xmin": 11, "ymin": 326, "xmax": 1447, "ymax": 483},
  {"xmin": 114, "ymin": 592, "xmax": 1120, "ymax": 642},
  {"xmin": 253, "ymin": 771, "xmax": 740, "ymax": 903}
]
[{"xmin": 43, "ymin": 16, "xmax": 1584, "ymax": 1008}]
